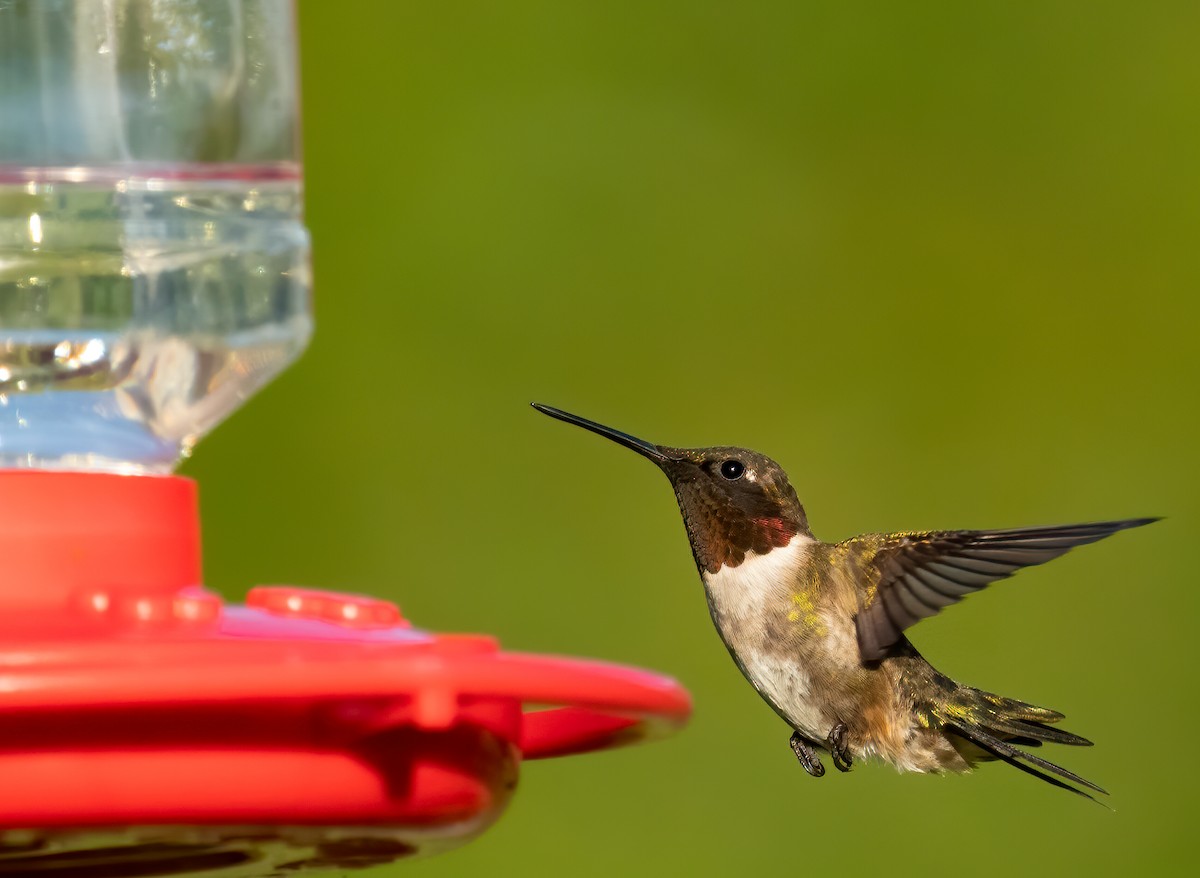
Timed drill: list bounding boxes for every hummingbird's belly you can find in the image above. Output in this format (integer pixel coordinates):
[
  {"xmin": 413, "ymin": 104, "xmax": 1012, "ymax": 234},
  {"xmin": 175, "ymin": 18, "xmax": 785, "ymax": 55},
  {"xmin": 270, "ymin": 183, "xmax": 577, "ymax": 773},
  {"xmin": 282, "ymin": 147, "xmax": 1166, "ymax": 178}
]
[{"xmin": 736, "ymin": 648, "xmax": 832, "ymax": 739}]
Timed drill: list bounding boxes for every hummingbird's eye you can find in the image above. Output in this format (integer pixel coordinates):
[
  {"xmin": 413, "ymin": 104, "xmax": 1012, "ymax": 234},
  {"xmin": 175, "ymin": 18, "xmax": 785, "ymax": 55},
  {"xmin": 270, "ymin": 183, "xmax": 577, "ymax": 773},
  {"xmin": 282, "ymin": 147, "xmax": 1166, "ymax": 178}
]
[{"xmin": 719, "ymin": 459, "xmax": 745, "ymax": 481}]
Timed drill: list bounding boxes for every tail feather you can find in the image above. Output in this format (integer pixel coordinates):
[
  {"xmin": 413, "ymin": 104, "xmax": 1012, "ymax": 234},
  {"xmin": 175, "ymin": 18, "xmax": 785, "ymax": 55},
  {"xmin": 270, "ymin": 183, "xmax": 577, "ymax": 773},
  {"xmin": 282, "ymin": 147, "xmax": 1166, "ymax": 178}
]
[
  {"xmin": 970, "ymin": 712, "xmax": 1093, "ymax": 747},
  {"xmin": 936, "ymin": 687, "xmax": 1105, "ymax": 803},
  {"xmin": 976, "ymin": 692, "xmax": 1065, "ymax": 723},
  {"xmin": 947, "ymin": 722, "xmax": 1108, "ymax": 806}
]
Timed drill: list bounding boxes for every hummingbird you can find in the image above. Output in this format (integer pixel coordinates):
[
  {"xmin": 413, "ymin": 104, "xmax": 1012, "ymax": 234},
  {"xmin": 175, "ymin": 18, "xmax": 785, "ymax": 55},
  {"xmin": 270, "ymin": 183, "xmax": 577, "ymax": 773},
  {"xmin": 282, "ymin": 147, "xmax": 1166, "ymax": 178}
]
[{"xmin": 532, "ymin": 403, "xmax": 1155, "ymax": 801}]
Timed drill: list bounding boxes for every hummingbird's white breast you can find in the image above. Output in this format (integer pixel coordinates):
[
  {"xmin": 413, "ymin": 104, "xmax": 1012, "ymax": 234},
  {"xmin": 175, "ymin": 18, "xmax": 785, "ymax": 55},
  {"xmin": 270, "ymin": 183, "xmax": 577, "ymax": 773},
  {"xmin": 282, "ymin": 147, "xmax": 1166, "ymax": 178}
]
[
  {"xmin": 700, "ymin": 534, "xmax": 833, "ymax": 740},
  {"xmin": 701, "ymin": 534, "xmax": 815, "ymax": 620}
]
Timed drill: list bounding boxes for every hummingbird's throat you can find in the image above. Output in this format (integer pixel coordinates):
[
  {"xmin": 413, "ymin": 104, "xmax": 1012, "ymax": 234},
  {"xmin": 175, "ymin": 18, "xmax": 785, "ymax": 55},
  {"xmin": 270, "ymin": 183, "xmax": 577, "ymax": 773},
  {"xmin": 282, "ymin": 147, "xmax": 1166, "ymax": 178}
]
[{"xmin": 683, "ymin": 507, "xmax": 800, "ymax": 575}]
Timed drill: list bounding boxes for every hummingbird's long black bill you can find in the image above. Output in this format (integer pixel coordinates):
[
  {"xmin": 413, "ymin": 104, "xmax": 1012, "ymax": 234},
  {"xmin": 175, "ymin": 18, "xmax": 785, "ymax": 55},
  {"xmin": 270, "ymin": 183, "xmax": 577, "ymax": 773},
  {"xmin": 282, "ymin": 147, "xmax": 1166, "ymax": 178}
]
[{"xmin": 531, "ymin": 403, "xmax": 671, "ymax": 463}]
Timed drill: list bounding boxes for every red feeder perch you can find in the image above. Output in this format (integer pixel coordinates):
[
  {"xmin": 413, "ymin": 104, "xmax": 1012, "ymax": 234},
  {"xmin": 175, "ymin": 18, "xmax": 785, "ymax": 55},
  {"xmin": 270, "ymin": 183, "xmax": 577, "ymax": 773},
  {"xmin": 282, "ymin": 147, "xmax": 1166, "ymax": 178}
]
[{"xmin": 0, "ymin": 472, "xmax": 692, "ymax": 874}]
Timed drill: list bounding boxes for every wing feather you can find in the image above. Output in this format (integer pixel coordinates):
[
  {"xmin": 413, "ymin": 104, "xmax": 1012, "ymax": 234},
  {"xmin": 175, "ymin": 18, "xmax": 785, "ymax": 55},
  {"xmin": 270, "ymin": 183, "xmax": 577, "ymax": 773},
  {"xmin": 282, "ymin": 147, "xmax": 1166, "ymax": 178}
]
[
  {"xmin": 908, "ymin": 568, "xmax": 963, "ymax": 605},
  {"xmin": 854, "ymin": 518, "xmax": 1156, "ymax": 662}
]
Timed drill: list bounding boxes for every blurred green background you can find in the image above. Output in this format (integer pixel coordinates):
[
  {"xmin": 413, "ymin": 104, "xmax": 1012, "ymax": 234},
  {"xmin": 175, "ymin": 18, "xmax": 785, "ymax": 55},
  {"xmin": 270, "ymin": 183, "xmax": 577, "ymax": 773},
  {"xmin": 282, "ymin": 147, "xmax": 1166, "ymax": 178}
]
[{"xmin": 183, "ymin": 2, "xmax": 1197, "ymax": 875}]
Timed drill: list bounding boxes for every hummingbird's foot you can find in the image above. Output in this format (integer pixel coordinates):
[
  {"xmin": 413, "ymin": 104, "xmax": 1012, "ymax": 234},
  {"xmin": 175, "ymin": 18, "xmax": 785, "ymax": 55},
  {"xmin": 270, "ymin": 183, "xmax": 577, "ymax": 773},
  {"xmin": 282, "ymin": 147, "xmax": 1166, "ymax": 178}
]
[
  {"xmin": 827, "ymin": 722, "xmax": 852, "ymax": 773},
  {"xmin": 789, "ymin": 731, "xmax": 825, "ymax": 778}
]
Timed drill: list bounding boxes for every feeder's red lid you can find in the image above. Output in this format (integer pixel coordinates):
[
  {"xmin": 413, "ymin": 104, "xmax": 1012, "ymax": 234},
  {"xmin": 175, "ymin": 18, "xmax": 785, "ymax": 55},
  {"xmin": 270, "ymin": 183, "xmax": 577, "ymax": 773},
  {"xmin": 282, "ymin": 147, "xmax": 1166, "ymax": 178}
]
[{"xmin": 0, "ymin": 472, "xmax": 692, "ymax": 873}]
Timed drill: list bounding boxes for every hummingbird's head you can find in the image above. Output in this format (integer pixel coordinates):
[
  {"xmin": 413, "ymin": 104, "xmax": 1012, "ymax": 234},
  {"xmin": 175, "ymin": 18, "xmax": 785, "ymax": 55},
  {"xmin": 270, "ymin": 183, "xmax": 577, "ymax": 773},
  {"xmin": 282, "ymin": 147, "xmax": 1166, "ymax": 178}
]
[{"xmin": 533, "ymin": 404, "xmax": 811, "ymax": 575}]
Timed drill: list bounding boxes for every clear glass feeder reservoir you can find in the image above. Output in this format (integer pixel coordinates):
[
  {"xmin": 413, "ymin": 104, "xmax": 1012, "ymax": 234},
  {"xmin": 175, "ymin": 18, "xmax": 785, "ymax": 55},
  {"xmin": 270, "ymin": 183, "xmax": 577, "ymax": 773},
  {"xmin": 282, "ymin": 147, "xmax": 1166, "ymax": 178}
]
[{"xmin": 0, "ymin": 0, "xmax": 310, "ymax": 472}]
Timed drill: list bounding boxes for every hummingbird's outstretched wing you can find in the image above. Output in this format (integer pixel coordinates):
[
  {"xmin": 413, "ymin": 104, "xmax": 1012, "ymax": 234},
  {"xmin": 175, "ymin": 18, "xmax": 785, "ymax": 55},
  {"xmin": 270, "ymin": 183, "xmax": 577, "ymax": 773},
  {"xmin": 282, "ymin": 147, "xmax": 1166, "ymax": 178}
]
[{"xmin": 853, "ymin": 518, "xmax": 1156, "ymax": 662}]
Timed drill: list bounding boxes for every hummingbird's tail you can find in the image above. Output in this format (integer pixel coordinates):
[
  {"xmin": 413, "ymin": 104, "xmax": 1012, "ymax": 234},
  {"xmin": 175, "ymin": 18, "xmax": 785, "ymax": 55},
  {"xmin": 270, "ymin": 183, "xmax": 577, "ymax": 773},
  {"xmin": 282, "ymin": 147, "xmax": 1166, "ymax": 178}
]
[{"xmin": 933, "ymin": 686, "xmax": 1107, "ymax": 804}]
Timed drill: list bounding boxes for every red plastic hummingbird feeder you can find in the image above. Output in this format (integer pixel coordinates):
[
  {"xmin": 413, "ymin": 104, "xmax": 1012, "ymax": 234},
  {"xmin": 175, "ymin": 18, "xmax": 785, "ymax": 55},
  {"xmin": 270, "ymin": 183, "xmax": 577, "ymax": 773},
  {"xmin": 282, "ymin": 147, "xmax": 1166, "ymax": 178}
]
[
  {"xmin": 0, "ymin": 472, "xmax": 691, "ymax": 874},
  {"xmin": 0, "ymin": 2, "xmax": 690, "ymax": 872}
]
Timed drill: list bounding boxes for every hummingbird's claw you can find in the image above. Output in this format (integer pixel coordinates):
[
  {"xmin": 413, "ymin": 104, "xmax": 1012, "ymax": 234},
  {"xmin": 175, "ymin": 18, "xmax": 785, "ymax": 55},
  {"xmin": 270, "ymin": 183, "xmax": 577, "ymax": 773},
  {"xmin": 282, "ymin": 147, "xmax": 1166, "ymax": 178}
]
[
  {"xmin": 828, "ymin": 722, "xmax": 853, "ymax": 772},
  {"xmin": 789, "ymin": 731, "xmax": 825, "ymax": 777}
]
